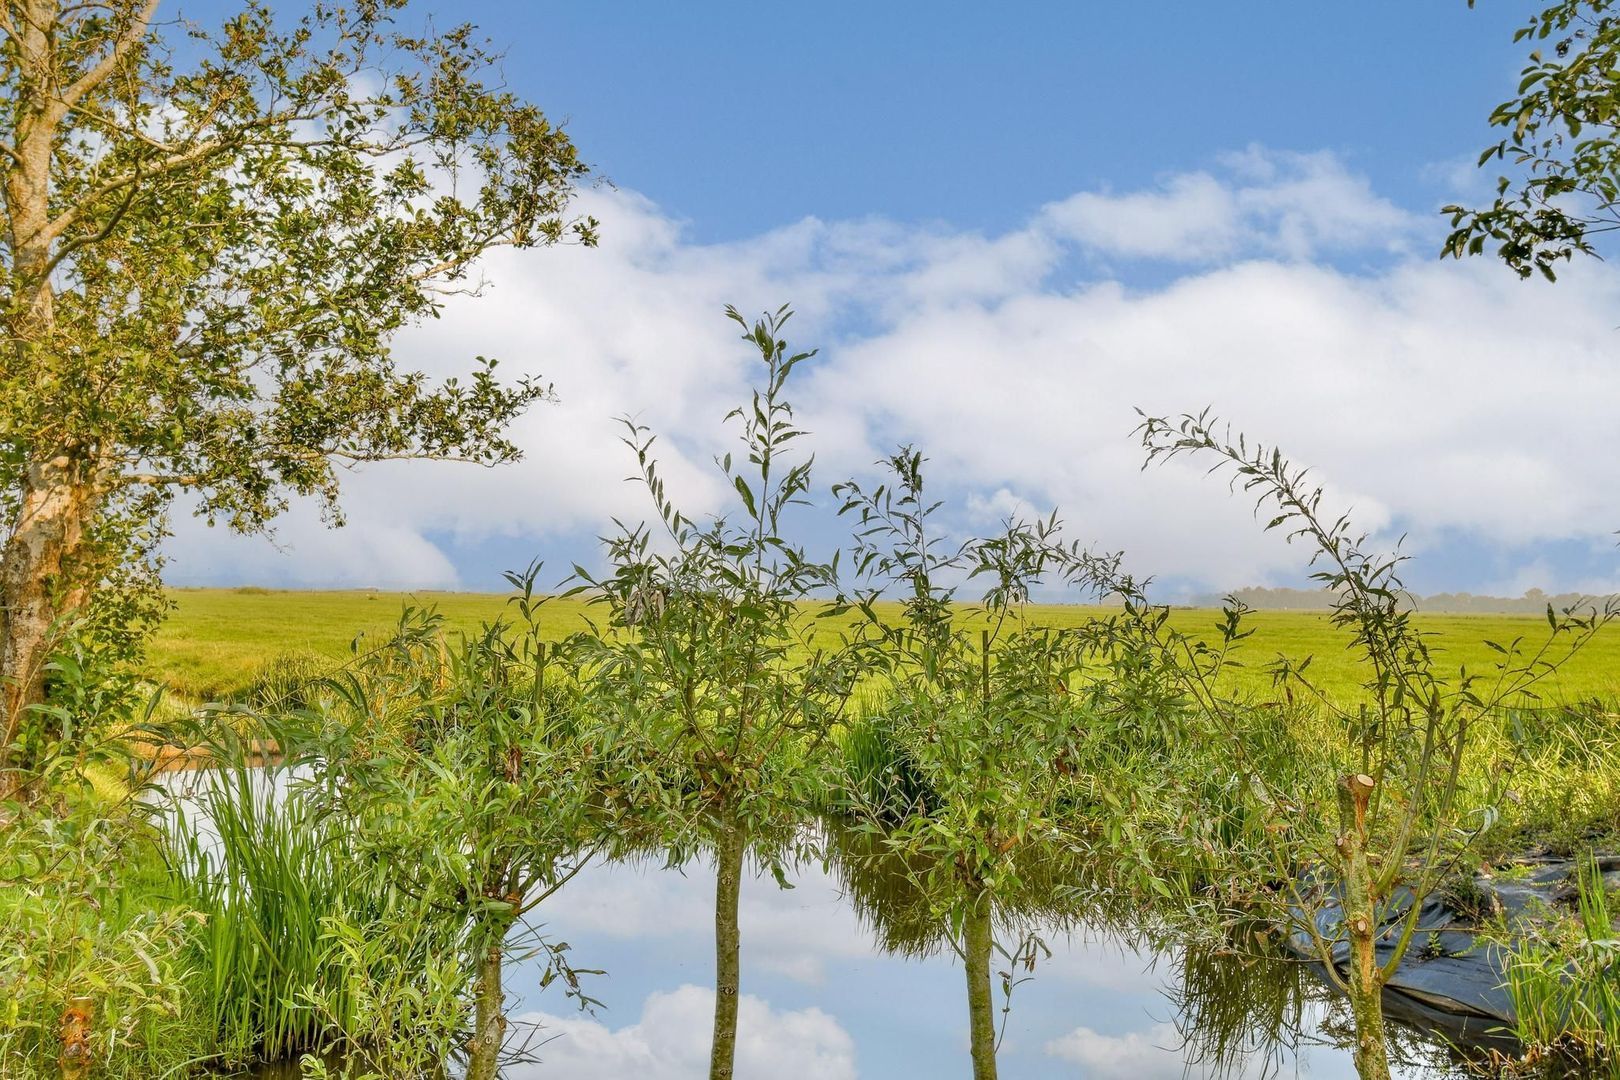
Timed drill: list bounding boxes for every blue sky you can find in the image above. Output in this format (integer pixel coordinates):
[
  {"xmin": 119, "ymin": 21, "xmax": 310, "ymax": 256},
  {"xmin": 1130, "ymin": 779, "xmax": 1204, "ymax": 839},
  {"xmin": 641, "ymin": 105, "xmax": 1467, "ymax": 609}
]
[
  {"xmin": 486, "ymin": 1, "xmax": 1525, "ymax": 244},
  {"xmin": 165, "ymin": 2, "xmax": 1620, "ymax": 599}
]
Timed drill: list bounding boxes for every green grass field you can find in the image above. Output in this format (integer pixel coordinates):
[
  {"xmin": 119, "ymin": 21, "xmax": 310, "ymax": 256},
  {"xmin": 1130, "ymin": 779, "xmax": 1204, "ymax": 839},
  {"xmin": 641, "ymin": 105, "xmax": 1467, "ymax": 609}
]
[{"xmin": 149, "ymin": 587, "xmax": 1620, "ymax": 706}]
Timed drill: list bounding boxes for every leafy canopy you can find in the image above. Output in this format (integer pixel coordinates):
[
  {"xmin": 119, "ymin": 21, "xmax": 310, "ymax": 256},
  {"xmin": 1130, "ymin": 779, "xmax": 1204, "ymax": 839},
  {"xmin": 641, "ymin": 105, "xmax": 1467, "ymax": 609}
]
[
  {"xmin": 0, "ymin": 0, "xmax": 595, "ymax": 530},
  {"xmin": 572, "ymin": 306, "xmax": 863, "ymax": 863},
  {"xmin": 1447, "ymin": 0, "xmax": 1620, "ymax": 279}
]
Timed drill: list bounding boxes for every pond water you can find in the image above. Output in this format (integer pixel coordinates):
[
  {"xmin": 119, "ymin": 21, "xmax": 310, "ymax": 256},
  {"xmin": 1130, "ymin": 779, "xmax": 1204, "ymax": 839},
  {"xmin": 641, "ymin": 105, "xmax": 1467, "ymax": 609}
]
[
  {"xmin": 500, "ymin": 858, "xmax": 1481, "ymax": 1080},
  {"xmin": 156, "ymin": 770, "xmax": 1500, "ymax": 1080}
]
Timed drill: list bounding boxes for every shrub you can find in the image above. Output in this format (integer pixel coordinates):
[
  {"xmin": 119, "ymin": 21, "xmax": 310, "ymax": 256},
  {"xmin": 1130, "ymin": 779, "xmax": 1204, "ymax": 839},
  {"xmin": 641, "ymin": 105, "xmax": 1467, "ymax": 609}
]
[{"xmin": 0, "ymin": 796, "xmax": 205, "ymax": 1078}]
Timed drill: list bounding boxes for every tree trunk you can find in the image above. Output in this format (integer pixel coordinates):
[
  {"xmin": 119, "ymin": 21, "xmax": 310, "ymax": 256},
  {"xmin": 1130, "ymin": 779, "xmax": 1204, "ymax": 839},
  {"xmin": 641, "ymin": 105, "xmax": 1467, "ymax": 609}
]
[
  {"xmin": 466, "ymin": 937, "xmax": 508, "ymax": 1080},
  {"xmin": 0, "ymin": 456, "xmax": 94, "ymax": 779},
  {"xmin": 1336, "ymin": 773, "xmax": 1391, "ymax": 1080},
  {"xmin": 963, "ymin": 892, "xmax": 999, "ymax": 1080},
  {"xmin": 709, "ymin": 820, "xmax": 746, "ymax": 1080},
  {"xmin": 2, "ymin": 3, "xmax": 79, "ymax": 787}
]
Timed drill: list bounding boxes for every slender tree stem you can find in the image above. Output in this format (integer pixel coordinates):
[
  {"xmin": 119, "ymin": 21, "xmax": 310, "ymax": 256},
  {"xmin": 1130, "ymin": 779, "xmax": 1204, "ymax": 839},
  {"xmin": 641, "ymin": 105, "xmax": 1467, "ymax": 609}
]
[
  {"xmin": 466, "ymin": 918, "xmax": 512, "ymax": 1080},
  {"xmin": 1337, "ymin": 773, "xmax": 1391, "ymax": 1080},
  {"xmin": 710, "ymin": 820, "xmax": 746, "ymax": 1080},
  {"xmin": 964, "ymin": 892, "xmax": 999, "ymax": 1080}
]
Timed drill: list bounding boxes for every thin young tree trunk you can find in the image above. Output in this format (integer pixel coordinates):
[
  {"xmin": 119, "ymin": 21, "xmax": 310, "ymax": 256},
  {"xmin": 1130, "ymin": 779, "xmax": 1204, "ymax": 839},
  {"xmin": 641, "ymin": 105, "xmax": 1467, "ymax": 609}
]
[
  {"xmin": 1337, "ymin": 773, "xmax": 1391, "ymax": 1080},
  {"xmin": 0, "ymin": 457, "xmax": 93, "ymax": 779},
  {"xmin": 963, "ymin": 891, "xmax": 999, "ymax": 1080},
  {"xmin": 709, "ymin": 820, "xmax": 746, "ymax": 1080},
  {"xmin": 466, "ymin": 936, "xmax": 508, "ymax": 1080}
]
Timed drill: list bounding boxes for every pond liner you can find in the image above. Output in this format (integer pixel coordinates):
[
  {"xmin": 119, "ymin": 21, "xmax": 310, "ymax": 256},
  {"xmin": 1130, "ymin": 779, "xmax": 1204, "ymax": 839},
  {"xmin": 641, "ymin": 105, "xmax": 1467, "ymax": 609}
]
[{"xmin": 1282, "ymin": 853, "xmax": 1620, "ymax": 1050}]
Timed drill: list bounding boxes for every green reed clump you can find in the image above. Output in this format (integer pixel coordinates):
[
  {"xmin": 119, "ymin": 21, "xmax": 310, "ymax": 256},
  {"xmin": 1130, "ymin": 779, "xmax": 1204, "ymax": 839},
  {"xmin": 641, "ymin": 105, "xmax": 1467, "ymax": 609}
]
[
  {"xmin": 242, "ymin": 651, "xmax": 334, "ymax": 711},
  {"xmin": 168, "ymin": 763, "xmax": 372, "ymax": 1069},
  {"xmin": 836, "ymin": 713, "xmax": 936, "ymax": 823},
  {"xmin": 1505, "ymin": 855, "xmax": 1620, "ymax": 1076}
]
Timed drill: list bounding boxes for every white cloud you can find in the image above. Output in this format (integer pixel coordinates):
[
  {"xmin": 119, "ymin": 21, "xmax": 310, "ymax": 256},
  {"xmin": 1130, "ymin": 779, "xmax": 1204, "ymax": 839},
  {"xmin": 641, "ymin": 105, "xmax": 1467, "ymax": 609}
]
[
  {"xmin": 1042, "ymin": 172, "xmax": 1242, "ymax": 262},
  {"xmin": 1039, "ymin": 147, "xmax": 1416, "ymax": 262},
  {"xmin": 164, "ymin": 148, "xmax": 1620, "ymax": 595},
  {"xmin": 165, "ymin": 513, "xmax": 460, "ymax": 589},
  {"xmin": 511, "ymin": 985, "xmax": 855, "ymax": 1080}
]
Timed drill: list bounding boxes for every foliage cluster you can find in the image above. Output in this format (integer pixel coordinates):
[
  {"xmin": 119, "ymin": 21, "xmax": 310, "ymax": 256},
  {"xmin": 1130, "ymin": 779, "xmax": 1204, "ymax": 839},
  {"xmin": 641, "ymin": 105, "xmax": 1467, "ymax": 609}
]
[
  {"xmin": 0, "ymin": 0, "xmax": 597, "ymax": 780},
  {"xmin": 1451, "ymin": 0, "xmax": 1620, "ymax": 278}
]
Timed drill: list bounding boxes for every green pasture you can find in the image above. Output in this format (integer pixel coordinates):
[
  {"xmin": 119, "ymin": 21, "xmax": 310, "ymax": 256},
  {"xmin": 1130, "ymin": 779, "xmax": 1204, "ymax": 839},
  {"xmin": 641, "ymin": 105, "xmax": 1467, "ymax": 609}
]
[{"xmin": 150, "ymin": 588, "xmax": 1620, "ymax": 705}]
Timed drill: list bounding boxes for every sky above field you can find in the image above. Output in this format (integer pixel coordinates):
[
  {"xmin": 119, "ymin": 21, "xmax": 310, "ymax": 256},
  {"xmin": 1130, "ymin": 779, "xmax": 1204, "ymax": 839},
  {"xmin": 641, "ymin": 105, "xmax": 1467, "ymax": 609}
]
[{"xmin": 165, "ymin": 1, "xmax": 1620, "ymax": 599}]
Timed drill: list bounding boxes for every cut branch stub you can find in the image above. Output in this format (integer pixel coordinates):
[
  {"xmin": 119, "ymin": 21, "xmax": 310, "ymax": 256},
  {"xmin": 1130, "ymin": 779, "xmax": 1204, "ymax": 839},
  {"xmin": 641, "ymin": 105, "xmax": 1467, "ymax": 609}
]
[
  {"xmin": 1340, "ymin": 772, "xmax": 1375, "ymax": 830},
  {"xmin": 59, "ymin": 995, "xmax": 94, "ymax": 1080}
]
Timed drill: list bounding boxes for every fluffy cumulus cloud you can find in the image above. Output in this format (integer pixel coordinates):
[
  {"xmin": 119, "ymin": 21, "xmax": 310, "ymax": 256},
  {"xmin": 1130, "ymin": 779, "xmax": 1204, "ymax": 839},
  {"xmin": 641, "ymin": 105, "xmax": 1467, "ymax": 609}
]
[
  {"xmin": 1037, "ymin": 147, "xmax": 1418, "ymax": 263},
  {"xmin": 164, "ymin": 512, "xmax": 463, "ymax": 590},
  {"xmin": 164, "ymin": 146, "xmax": 1620, "ymax": 595},
  {"xmin": 803, "ymin": 253, "xmax": 1620, "ymax": 590},
  {"xmin": 510, "ymin": 985, "xmax": 855, "ymax": 1080}
]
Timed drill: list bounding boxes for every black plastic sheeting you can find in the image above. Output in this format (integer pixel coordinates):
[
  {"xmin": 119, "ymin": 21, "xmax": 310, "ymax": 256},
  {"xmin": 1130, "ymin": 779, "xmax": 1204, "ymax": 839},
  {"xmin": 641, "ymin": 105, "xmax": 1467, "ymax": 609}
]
[{"xmin": 1282, "ymin": 853, "xmax": 1620, "ymax": 1049}]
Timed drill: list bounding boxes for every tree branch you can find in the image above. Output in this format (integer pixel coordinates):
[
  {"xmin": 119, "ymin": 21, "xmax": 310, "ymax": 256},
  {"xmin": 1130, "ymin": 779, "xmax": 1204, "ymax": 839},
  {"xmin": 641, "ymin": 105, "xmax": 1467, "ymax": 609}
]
[
  {"xmin": 38, "ymin": 134, "xmax": 226, "ymax": 247},
  {"xmin": 329, "ymin": 450, "xmax": 504, "ymax": 467},
  {"xmin": 125, "ymin": 472, "xmax": 201, "ymax": 487},
  {"xmin": 54, "ymin": 0, "xmax": 161, "ymax": 115},
  {"xmin": 42, "ymin": 156, "xmax": 141, "ymax": 276}
]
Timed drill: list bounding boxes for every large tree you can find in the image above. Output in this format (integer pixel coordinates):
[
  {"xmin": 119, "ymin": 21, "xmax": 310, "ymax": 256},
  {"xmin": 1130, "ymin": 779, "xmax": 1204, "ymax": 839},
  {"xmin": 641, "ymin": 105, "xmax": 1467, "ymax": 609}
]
[
  {"xmin": 0, "ymin": 0, "xmax": 594, "ymax": 771},
  {"xmin": 1446, "ymin": 0, "xmax": 1620, "ymax": 278}
]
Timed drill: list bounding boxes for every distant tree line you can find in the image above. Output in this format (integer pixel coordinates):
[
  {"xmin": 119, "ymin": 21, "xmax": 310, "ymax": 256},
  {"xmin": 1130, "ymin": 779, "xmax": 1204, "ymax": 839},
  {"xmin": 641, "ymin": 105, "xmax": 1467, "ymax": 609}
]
[{"xmin": 1189, "ymin": 586, "xmax": 1613, "ymax": 614}]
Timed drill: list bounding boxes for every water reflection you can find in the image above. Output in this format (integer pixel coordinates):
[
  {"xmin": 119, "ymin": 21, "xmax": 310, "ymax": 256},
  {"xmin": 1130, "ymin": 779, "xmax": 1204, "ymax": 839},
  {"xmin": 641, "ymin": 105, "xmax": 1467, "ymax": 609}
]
[
  {"xmin": 1164, "ymin": 935, "xmax": 1511, "ymax": 1080},
  {"xmin": 154, "ymin": 771, "xmax": 1509, "ymax": 1079},
  {"xmin": 1167, "ymin": 932, "xmax": 1312, "ymax": 1078},
  {"xmin": 508, "ymin": 855, "xmax": 1490, "ymax": 1079}
]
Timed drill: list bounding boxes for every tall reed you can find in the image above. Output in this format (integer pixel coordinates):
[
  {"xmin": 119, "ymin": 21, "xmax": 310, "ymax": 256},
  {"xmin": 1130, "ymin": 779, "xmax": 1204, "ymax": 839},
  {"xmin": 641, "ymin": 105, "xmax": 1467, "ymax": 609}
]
[
  {"xmin": 166, "ymin": 764, "xmax": 365, "ymax": 1068},
  {"xmin": 1504, "ymin": 855, "xmax": 1620, "ymax": 1076}
]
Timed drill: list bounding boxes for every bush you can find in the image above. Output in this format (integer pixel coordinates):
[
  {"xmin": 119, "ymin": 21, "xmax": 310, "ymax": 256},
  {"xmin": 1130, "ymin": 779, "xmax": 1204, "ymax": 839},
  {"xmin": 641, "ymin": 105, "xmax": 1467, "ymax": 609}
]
[{"xmin": 0, "ymin": 797, "xmax": 206, "ymax": 1078}]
